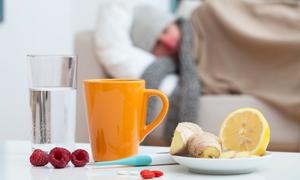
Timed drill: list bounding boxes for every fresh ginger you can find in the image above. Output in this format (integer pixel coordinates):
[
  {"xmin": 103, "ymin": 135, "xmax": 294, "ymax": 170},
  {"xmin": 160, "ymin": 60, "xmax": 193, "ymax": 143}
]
[
  {"xmin": 187, "ymin": 132, "xmax": 221, "ymax": 158},
  {"xmin": 170, "ymin": 122, "xmax": 203, "ymax": 155}
]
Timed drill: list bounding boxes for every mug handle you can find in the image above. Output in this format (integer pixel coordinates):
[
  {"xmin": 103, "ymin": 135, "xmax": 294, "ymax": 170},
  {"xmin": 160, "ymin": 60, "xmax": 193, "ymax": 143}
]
[{"xmin": 139, "ymin": 89, "xmax": 169, "ymax": 142}]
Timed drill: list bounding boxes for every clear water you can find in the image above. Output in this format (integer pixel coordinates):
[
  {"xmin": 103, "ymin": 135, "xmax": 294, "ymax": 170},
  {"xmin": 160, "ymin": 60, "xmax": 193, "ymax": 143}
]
[{"xmin": 29, "ymin": 87, "xmax": 76, "ymax": 151}]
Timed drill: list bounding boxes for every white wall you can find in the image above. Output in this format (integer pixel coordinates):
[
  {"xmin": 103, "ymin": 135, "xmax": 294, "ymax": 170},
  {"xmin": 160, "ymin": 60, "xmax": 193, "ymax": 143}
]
[
  {"xmin": 0, "ymin": 0, "xmax": 72, "ymax": 140},
  {"xmin": 0, "ymin": 0, "xmax": 170, "ymax": 140}
]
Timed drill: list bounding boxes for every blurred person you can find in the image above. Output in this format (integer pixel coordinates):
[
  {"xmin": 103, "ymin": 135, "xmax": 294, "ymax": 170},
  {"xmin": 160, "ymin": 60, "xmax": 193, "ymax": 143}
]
[
  {"xmin": 96, "ymin": 0, "xmax": 300, "ymax": 146},
  {"xmin": 131, "ymin": 5, "xmax": 200, "ymax": 145},
  {"xmin": 131, "ymin": 0, "xmax": 300, "ymax": 145}
]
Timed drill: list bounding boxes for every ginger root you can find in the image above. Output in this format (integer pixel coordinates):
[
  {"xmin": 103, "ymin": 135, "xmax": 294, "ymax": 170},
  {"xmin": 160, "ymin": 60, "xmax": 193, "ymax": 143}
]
[
  {"xmin": 187, "ymin": 132, "xmax": 221, "ymax": 158},
  {"xmin": 170, "ymin": 122, "xmax": 203, "ymax": 155}
]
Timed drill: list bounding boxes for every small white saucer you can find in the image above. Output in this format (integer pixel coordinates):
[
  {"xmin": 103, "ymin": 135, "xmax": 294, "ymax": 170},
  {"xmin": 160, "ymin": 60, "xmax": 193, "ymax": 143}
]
[{"xmin": 171, "ymin": 152, "xmax": 272, "ymax": 175}]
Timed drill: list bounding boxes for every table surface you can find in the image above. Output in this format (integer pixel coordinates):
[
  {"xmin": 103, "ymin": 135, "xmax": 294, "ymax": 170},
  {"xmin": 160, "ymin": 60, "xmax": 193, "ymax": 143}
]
[{"xmin": 1, "ymin": 141, "xmax": 300, "ymax": 180}]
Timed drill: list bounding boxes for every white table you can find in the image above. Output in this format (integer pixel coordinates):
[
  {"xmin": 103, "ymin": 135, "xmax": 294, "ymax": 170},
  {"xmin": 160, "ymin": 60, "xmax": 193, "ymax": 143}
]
[{"xmin": 1, "ymin": 141, "xmax": 300, "ymax": 180}]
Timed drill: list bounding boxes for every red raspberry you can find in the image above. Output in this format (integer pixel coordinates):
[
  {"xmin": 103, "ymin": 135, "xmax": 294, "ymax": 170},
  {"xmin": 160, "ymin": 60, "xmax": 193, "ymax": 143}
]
[
  {"xmin": 140, "ymin": 170, "xmax": 155, "ymax": 179},
  {"xmin": 71, "ymin": 149, "xmax": 89, "ymax": 167},
  {"xmin": 152, "ymin": 170, "xmax": 164, "ymax": 177},
  {"xmin": 49, "ymin": 147, "xmax": 71, "ymax": 168},
  {"xmin": 29, "ymin": 149, "xmax": 49, "ymax": 166},
  {"xmin": 62, "ymin": 148, "xmax": 71, "ymax": 159}
]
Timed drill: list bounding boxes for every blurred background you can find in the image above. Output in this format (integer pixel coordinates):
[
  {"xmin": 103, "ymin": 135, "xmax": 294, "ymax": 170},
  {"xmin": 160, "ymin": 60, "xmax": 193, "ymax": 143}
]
[
  {"xmin": 0, "ymin": 0, "xmax": 178, "ymax": 141},
  {"xmin": 1, "ymin": 0, "xmax": 300, "ymax": 152}
]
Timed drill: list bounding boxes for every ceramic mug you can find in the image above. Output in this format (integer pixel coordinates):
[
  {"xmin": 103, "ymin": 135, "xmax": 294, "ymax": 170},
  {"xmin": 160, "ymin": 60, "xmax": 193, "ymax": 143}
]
[{"xmin": 84, "ymin": 79, "xmax": 169, "ymax": 161}]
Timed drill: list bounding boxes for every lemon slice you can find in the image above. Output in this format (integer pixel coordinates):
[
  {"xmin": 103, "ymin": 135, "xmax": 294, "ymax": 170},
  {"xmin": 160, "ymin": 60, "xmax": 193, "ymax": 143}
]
[{"xmin": 219, "ymin": 108, "xmax": 270, "ymax": 156}]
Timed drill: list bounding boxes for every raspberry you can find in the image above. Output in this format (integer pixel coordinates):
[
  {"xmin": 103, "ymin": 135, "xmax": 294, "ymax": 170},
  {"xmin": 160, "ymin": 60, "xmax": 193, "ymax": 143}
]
[
  {"xmin": 140, "ymin": 170, "xmax": 155, "ymax": 179},
  {"xmin": 62, "ymin": 148, "xmax": 71, "ymax": 160},
  {"xmin": 152, "ymin": 170, "xmax": 164, "ymax": 177},
  {"xmin": 71, "ymin": 149, "xmax": 89, "ymax": 167},
  {"xmin": 49, "ymin": 147, "xmax": 71, "ymax": 168},
  {"xmin": 29, "ymin": 149, "xmax": 49, "ymax": 166}
]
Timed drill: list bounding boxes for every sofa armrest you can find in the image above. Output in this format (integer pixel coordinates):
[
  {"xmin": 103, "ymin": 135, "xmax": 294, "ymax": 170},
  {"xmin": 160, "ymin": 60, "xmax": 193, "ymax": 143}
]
[{"xmin": 75, "ymin": 31, "xmax": 106, "ymax": 143}]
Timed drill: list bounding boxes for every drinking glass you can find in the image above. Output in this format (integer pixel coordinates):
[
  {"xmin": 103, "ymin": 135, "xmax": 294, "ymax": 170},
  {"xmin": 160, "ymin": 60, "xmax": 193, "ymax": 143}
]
[{"xmin": 27, "ymin": 55, "xmax": 77, "ymax": 151}]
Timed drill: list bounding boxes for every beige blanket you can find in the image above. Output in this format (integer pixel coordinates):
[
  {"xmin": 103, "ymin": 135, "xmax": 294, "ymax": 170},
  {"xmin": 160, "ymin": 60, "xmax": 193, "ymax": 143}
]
[{"xmin": 191, "ymin": 0, "xmax": 300, "ymax": 120}]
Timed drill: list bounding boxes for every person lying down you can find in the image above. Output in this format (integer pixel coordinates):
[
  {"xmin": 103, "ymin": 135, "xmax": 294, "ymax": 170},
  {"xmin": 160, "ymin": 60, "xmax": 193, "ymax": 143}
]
[
  {"xmin": 95, "ymin": 0, "xmax": 300, "ymax": 146},
  {"xmin": 131, "ymin": 5, "xmax": 200, "ymax": 146},
  {"xmin": 94, "ymin": 2, "xmax": 200, "ymax": 146}
]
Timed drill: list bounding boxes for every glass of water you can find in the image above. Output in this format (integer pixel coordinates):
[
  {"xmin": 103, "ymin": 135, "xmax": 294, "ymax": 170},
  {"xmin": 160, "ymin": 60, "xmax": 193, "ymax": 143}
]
[{"xmin": 27, "ymin": 55, "xmax": 77, "ymax": 151}]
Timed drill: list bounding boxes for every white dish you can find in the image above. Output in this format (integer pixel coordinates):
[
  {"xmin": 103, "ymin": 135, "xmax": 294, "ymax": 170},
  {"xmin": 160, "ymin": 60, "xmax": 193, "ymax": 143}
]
[{"xmin": 171, "ymin": 152, "xmax": 272, "ymax": 175}]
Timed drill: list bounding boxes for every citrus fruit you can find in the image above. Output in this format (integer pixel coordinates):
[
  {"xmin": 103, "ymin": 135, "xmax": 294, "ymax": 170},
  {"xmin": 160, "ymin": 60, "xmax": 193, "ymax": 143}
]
[{"xmin": 219, "ymin": 108, "xmax": 270, "ymax": 156}]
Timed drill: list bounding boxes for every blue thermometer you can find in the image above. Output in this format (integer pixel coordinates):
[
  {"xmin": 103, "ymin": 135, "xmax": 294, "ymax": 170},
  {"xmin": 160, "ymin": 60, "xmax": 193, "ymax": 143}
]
[{"xmin": 93, "ymin": 154, "xmax": 175, "ymax": 166}]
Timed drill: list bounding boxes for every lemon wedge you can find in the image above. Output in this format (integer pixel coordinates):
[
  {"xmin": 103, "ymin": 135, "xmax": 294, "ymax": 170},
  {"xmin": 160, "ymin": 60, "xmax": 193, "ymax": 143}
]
[{"xmin": 219, "ymin": 108, "xmax": 270, "ymax": 156}]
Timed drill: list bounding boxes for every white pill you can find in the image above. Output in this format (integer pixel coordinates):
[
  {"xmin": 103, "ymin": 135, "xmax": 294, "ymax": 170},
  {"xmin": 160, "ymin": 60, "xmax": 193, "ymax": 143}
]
[
  {"xmin": 129, "ymin": 171, "xmax": 140, "ymax": 175},
  {"xmin": 117, "ymin": 171, "xmax": 129, "ymax": 175}
]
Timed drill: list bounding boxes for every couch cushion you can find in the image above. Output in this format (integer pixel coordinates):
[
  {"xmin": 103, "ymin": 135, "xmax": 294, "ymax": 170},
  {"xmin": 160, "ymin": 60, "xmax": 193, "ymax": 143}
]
[{"xmin": 198, "ymin": 95, "xmax": 300, "ymax": 152}]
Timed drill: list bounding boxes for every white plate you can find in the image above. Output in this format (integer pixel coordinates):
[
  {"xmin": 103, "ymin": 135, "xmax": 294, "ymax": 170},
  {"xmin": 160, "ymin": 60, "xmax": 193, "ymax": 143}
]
[{"xmin": 171, "ymin": 152, "xmax": 272, "ymax": 175}]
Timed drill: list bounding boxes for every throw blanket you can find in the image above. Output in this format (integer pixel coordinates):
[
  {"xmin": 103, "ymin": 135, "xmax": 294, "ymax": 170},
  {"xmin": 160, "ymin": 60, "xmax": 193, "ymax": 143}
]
[
  {"xmin": 141, "ymin": 19, "xmax": 200, "ymax": 146},
  {"xmin": 94, "ymin": 1, "xmax": 155, "ymax": 79},
  {"xmin": 191, "ymin": 0, "xmax": 300, "ymax": 121}
]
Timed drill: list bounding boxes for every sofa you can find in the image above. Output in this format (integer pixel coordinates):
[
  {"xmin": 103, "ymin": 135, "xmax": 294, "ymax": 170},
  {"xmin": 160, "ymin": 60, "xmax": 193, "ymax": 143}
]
[
  {"xmin": 74, "ymin": 0, "xmax": 300, "ymax": 151},
  {"xmin": 74, "ymin": 31, "xmax": 300, "ymax": 152}
]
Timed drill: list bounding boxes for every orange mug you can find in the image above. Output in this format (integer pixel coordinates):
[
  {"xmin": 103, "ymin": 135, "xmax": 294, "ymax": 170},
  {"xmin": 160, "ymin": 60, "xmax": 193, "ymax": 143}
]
[{"xmin": 84, "ymin": 79, "xmax": 169, "ymax": 162}]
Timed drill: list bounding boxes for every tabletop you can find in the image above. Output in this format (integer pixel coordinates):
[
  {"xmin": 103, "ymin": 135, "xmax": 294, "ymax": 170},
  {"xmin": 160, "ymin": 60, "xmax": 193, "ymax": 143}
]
[{"xmin": 1, "ymin": 141, "xmax": 300, "ymax": 180}]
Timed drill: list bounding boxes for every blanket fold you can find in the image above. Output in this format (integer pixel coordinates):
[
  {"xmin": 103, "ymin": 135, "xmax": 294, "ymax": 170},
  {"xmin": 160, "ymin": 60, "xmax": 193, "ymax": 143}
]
[{"xmin": 191, "ymin": 0, "xmax": 300, "ymax": 121}]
